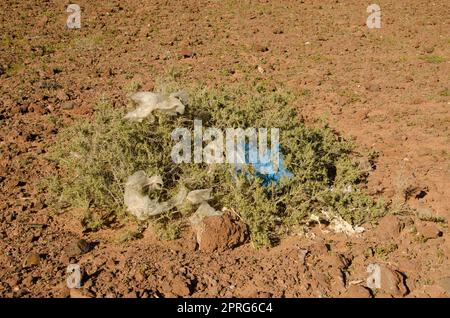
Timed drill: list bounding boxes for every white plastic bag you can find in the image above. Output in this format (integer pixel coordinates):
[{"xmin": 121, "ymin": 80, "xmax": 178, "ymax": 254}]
[
  {"xmin": 124, "ymin": 170, "xmax": 219, "ymax": 222},
  {"xmin": 124, "ymin": 170, "xmax": 186, "ymax": 220},
  {"xmin": 186, "ymin": 189, "xmax": 212, "ymax": 204},
  {"xmin": 124, "ymin": 91, "xmax": 186, "ymax": 122}
]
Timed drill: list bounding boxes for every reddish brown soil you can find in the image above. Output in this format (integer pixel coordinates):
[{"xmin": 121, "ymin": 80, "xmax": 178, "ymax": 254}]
[{"xmin": 0, "ymin": 0, "xmax": 449, "ymax": 298}]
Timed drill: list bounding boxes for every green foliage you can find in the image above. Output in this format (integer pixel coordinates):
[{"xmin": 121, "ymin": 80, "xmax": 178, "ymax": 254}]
[
  {"xmin": 419, "ymin": 55, "xmax": 446, "ymax": 64},
  {"xmin": 46, "ymin": 83, "xmax": 387, "ymax": 245},
  {"xmin": 374, "ymin": 243, "xmax": 398, "ymax": 259},
  {"xmin": 440, "ymin": 88, "xmax": 450, "ymax": 97}
]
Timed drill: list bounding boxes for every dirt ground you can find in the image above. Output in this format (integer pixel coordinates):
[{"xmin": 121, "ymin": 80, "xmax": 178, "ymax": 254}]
[{"xmin": 0, "ymin": 0, "xmax": 449, "ymax": 298}]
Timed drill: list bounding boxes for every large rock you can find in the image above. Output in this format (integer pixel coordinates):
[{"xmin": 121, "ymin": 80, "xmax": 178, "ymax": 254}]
[
  {"xmin": 379, "ymin": 266, "xmax": 408, "ymax": 296},
  {"xmin": 193, "ymin": 210, "xmax": 248, "ymax": 252}
]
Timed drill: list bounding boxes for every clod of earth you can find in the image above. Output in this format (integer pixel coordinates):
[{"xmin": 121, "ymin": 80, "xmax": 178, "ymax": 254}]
[
  {"xmin": 192, "ymin": 209, "xmax": 249, "ymax": 252},
  {"xmin": 65, "ymin": 239, "xmax": 92, "ymax": 257},
  {"xmin": 416, "ymin": 223, "xmax": 442, "ymax": 240},
  {"xmin": 377, "ymin": 214, "xmax": 404, "ymax": 238},
  {"xmin": 342, "ymin": 285, "xmax": 372, "ymax": 298},
  {"xmin": 378, "ymin": 266, "xmax": 408, "ymax": 297},
  {"xmin": 23, "ymin": 253, "xmax": 40, "ymax": 268},
  {"xmin": 179, "ymin": 47, "xmax": 194, "ymax": 58}
]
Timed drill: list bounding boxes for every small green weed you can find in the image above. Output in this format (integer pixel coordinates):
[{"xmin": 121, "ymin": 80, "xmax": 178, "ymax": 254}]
[{"xmin": 419, "ymin": 55, "xmax": 446, "ymax": 64}]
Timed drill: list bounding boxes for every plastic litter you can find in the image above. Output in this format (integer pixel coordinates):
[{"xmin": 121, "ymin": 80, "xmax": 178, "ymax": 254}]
[
  {"xmin": 124, "ymin": 170, "xmax": 186, "ymax": 220},
  {"xmin": 188, "ymin": 188, "xmax": 223, "ymax": 227},
  {"xmin": 124, "ymin": 170, "xmax": 220, "ymax": 221},
  {"xmin": 320, "ymin": 210, "xmax": 365, "ymax": 235},
  {"xmin": 123, "ymin": 89, "xmax": 294, "ymax": 222},
  {"xmin": 236, "ymin": 143, "xmax": 293, "ymax": 186},
  {"xmin": 186, "ymin": 189, "xmax": 212, "ymax": 204},
  {"xmin": 124, "ymin": 91, "xmax": 186, "ymax": 122},
  {"xmin": 188, "ymin": 201, "xmax": 223, "ymax": 227}
]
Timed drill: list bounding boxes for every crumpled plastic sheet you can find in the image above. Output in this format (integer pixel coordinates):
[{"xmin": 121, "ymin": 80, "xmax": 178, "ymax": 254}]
[
  {"xmin": 309, "ymin": 210, "xmax": 365, "ymax": 235},
  {"xmin": 235, "ymin": 143, "xmax": 293, "ymax": 186},
  {"xmin": 188, "ymin": 201, "xmax": 222, "ymax": 227},
  {"xmin": 124, "ymin": 170, "xmax": 221, "ymax": 221},
  {"xmin": 124, "ymin": 170, "xmax": 186, "ymax": 220},
  {"xmin": 124, "ymin": 91, "xmax": 187, "ymax": 122},
  {"xmin": 327, "ymin": 213, "xmax": 365, "ymax": 235},
  {"xmin": 186, "ymin": 189, "xmax": 212, "ymax": 204},
  {"xmin": 123, "ymin": 89, "xmax": 295, "ymax": 222}
]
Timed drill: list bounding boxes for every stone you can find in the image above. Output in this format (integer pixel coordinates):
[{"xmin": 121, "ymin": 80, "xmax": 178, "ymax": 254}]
[
  {"xmin": 70, "ymin": 288, "xmax": 94, "ymax": 298},
  {"xmin": 273, "ymin": 28, "xmax": 283, "ymax": 34},
  {"xmin": 65, "ymin": 239, "xmax": 92, "ymax": 257},
  {"xmin": 179, "ymin": 46, "xmax": 193, "ymax": 58},
  {"xmin": 253, "ymin": 44, "xmax": 269, "ymax": 52},
  {"xmin": 342, "ymin": 285, "xmax": 372, "ymax": 298},
  {"xmin": 423, "ymin": 46, "xmax": 435, "ymax": 54},
  {"xmin": 62, "ymin": 101, "xmax": 75, "ymax": 110},
  {"xmin": 56, "ymin": 90, "xmax": 69, "ymax": 101},
  {"xmin": 193, "ymin": 211, "xmax": 248, "ymax": 252},
  {"xmin": 23, "ymin": 253, "xmax": 40, "ymax": 267},
  {"xmin": 379, "ymin": 266, "xmax": 408, "ymax": 296},
  {"xmin": 366, "ymin": 83, "xmax": 381, "ymax": 92},
  {"xmin": 28, "ymin": 104, "xmax": 45, "ymax": 115},
  {"xmin": 22, "ymin": 275, "xmax": 35, "ymax": 286},
  {"xmin": 171, "ymin": 276, "xmax": 192, "ymax": 297},
  {"xmin": 298, "ymin": 248, "xmax": 309, "ymax": 265},
  {"xmin": 417, "ymin": 223, "xmax": 442, "ymax": 240}
]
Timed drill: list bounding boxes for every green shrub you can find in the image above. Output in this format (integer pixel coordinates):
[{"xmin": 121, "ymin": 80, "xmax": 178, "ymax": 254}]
[{"xmin": 46, "ymin": 83, "xmax": 386, "ymax": 246}]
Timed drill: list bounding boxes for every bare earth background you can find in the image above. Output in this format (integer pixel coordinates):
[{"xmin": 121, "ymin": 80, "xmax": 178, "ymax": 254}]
[{"xmin": 0, "ymin": 0, "xmax": 449, "ymax": 297}]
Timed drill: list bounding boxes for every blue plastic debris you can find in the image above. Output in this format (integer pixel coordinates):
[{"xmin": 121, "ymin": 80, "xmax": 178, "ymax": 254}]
[{"xmin": 236, "ymin": 143, "xmax": 293, "ymax": 186}]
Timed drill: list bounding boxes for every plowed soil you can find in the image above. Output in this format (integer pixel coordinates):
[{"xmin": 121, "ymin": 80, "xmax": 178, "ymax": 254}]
[{"xmin": 0, "ymin": 0, "xmax": 449, "ymax": 298}]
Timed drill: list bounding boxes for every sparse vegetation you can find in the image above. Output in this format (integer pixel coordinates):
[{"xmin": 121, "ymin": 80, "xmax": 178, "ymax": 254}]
[
  {"xmin": 374, "ymin": 243, "xmax": 398, "ymax": 259},
  {"xmin": 416, "ymin": 209, "xmax": 446, "ymax": 223},
  {"xmin": 122, "ymin": 81, "xmax": 142, "ymax": 94},
  {"xmin": 419, "ymin": 55, "xmax": 446, "ymax": 64},
  {"xmin": 440, "ymin": 88, "xmax": 450, "ymax": 97},
  {"xmin": 46, "ymin": 82, "xmax": 387, "ymax": 247}
]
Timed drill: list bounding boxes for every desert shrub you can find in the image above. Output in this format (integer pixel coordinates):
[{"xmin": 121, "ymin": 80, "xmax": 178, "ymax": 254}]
[{"xmin": 46, "ymin": 83, "xmax": 386, "ymax": 246}]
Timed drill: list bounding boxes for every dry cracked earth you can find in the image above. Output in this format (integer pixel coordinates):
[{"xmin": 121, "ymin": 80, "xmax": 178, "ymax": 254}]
[{"xmin": 0, "ymin": 0, "xmax": 449, "ymax": 298}]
